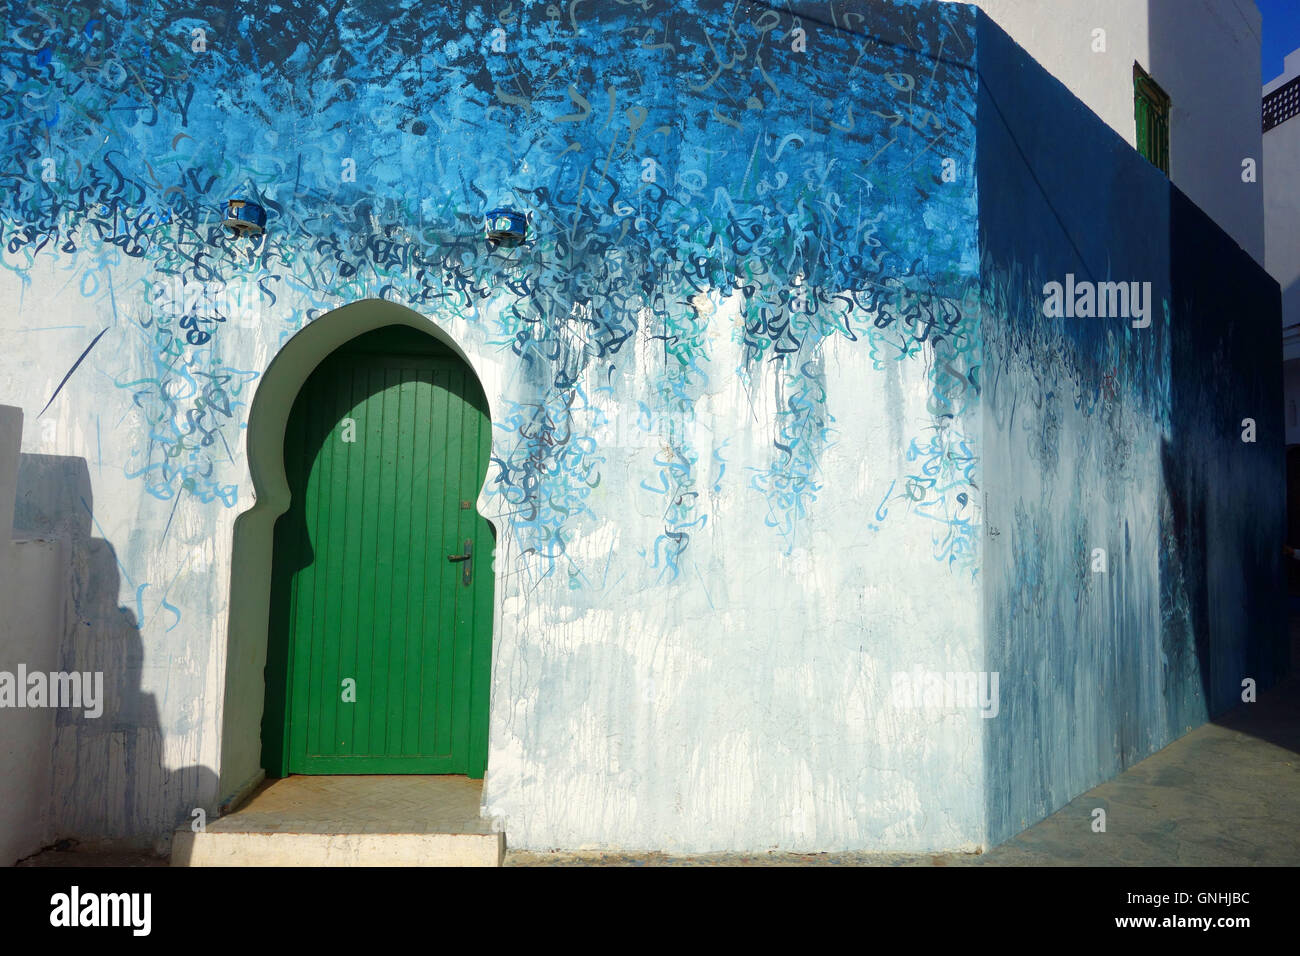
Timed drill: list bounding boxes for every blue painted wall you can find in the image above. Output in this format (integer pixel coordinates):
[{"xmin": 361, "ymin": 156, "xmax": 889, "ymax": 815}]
[{"xmin": 976, "ymin": 11, "xmax": 1284, "ymax": 845}]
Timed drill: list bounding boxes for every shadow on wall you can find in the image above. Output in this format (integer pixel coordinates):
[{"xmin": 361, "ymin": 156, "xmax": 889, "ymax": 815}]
[
  {"xmin": 260, "ymin": 344, "xmax": 364, "ymax": 774},
  {"xmin": 1148, "ymin": 0, "xmax": 1292, "ymax": 736},
  {"xmin": 1288, "ymin": 448, "xmax": 1300, "ymax": 595},
  {"xmin": 1167, "ymin": 188, "xmax": 1289, "ymax": 718},
  {"xmin": 14, "ymin": 454, "xmax": 216, "ymax": 852}
]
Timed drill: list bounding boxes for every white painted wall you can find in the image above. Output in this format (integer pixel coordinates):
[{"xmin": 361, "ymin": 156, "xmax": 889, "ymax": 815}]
[
  {"xmin": 479, "ymin": 296, "xmax": 987, "ymax": 852},
  {"xmin": 0, "ymin": 255, "xmax": 990, "ymax": 854},
  {"xmin": 944, "ymin": 0, "xmax": 1266, "ymax": 262},
  {"xmin": 0, "ymin": 405, "xmax": 66, "ymax": 865},
  {"xmin": 5, "ymin": 258, "xmax": 231, "ymax": 844}
]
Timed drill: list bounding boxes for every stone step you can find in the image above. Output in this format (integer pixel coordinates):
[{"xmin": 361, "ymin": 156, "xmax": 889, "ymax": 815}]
[
  {"xmin": 170, "ymin": 774, "xmax": 502, "ymax": 867},
  {"xmin": 171, "ymin": 829, "xmax": 502, "ymax": 866}
]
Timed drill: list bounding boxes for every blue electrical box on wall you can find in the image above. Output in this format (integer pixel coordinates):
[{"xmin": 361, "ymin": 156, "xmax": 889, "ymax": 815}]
[
  {"xmin": 222, "ymin": 198, "xmax": 267, "ymax": 238},
  {"xmin": 485, "ymin": 208, "xmax": 527, "ymax": 246}
]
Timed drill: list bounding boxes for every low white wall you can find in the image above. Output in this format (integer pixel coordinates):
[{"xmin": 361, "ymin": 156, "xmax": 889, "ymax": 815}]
[{"xmin": 0, "ymin": 405, "xmax": 67, "ymax": 865}]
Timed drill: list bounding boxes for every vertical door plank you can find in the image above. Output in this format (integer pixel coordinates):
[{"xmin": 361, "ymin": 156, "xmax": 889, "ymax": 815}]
[
  {"xmin": 450, "ymin": 369, "xmax": 475, "ymax": 762},
  {"xmin": 403, "ymin": 368, "xmax": 433, "ymax": 755},
  {"xmin": 432, "ymin": 366, "xmax": 459, "ymax": 758},
  {"xmin": 385, "ymin": 368, "xmax": 416, "ymax": 754},
  {"xmin": 317, "ymin": 367, "xmax": 346, "ymax": 756}
]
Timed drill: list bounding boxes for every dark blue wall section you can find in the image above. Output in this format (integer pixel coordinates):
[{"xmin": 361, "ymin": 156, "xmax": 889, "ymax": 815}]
[{"xmin": 1167, "ymin": 188, "xmax": 1287, "ymax": 710}]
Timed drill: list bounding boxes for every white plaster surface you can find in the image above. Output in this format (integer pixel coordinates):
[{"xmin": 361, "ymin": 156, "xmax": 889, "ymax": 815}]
[{"xmin": 479, "ymin": 314, "xmax": 985, "ymax": 852}]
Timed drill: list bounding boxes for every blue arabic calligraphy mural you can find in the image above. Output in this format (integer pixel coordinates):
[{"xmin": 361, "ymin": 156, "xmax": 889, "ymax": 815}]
[{"xmin": 2, "ymin": 0, "xmax": 981, "ymax": 579}]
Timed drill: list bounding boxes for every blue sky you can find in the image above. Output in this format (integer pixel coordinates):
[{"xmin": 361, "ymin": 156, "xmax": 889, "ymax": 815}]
[{"xmin": 1258, "ymin": 0, "xmax": 1300, "ymax": 82}]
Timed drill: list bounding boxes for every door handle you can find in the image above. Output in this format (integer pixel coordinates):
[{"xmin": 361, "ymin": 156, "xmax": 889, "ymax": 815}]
[{"xmin": 447, "ymin": 539, "xmax": 472, "ymax": 585}]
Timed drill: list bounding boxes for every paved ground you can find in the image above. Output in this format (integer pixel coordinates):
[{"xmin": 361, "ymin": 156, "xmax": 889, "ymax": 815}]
[
  {"xmin": 19, "ymin": 632, "xmax": 1299, "ymax": 867},
  {"xmin": 16, "ymin": 840, "xmax": 167, "ymax": 867}
]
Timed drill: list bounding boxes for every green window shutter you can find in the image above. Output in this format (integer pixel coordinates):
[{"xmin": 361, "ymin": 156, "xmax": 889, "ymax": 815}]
[{"xmin": 1134, "ymin": 64, "xmax": 1171, "ymax": 175}]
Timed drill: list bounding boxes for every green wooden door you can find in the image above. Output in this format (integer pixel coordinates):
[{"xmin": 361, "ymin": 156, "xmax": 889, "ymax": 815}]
[{"xmin": 262, "ymin": 326, "xmax": 494, "ymax": 777}]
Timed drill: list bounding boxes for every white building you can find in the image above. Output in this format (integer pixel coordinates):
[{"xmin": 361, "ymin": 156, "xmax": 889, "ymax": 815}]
[
  {"xmin": 1265, "ymin": 48, "xmax": 1300, "ymax": 444},
  {"xmin": 944, "ymin": 0, "xmax": 1266, "ymax": 263}
]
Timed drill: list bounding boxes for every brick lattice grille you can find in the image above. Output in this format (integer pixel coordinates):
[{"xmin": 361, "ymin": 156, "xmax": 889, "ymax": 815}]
[{"xmin": 1264, "ymin": 74, "xmax": 1300, "ymax": 132}]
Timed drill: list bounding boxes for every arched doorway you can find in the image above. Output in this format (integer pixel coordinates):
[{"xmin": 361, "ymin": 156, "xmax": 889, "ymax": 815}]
[
  {"xmin": 261, "ymin": 325, "xmax": 495, "ymax": 777},
  {"xmin": 217, "ymin": 302, "xmax": 499, "ymax": 809}
]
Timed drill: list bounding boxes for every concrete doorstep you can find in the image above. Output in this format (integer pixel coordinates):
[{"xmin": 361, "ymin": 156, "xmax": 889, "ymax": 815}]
[
  {"xmin": 171, "ymin": 830, "xmax": 503, "ymax": 867},
  {"xmin": 169, "ymin": 775, "xmax": 503, "ymax": 867}
]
